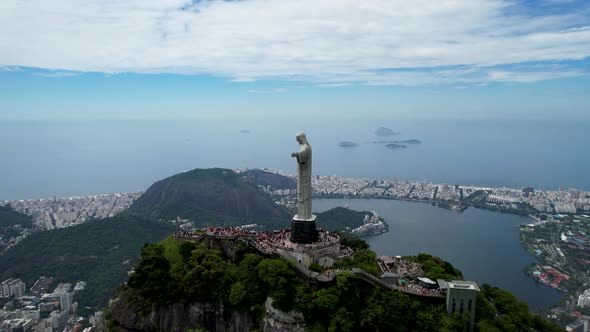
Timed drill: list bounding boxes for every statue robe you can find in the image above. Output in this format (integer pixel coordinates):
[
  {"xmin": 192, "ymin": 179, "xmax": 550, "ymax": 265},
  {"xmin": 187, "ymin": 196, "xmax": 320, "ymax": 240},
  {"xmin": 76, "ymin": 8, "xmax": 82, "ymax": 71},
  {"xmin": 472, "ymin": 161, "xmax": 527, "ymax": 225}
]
[{"xmin": 295, "ymin": 143, "xmax": 312, "ymax": 220}]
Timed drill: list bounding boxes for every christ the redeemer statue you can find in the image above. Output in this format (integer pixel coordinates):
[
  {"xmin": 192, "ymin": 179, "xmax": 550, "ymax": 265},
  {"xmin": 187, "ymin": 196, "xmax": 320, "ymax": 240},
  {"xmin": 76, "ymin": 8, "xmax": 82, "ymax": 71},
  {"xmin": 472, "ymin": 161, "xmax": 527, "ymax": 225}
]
[
  {"xmin": 290, "ymin": 133, "xmax": 318, "ymax": 244},
  {"xmin": 291, "ymin": 132, "xmax": 313, "ymax": 220}
]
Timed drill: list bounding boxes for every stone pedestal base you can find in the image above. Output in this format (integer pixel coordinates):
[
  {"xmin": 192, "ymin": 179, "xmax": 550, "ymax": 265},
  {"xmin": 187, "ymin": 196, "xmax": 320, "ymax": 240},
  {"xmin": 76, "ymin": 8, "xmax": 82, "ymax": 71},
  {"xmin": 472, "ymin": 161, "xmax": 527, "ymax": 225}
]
[{"xmin": 291, "ymin": 215, "xmax": 318, "ymax": 244}]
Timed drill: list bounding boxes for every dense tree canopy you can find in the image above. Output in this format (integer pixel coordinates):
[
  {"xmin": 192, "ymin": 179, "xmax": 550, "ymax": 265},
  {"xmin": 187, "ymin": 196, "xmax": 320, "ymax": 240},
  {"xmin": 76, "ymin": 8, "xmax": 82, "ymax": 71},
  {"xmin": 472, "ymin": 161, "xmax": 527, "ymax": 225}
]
[
  {"xmin": 118, "ymin": 237, "xmax": 562, "ymax": 332},
  {"xmin": 0, "ymin": 213, "xmax": 177, "ymax": 309}
]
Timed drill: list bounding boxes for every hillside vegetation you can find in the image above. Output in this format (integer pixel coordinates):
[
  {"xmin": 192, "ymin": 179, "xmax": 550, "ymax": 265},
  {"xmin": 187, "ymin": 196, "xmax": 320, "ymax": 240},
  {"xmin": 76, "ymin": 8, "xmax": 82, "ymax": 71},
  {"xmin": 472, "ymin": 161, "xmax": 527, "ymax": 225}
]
[
  {"xmin": 111, "ymin": 237, "xmax": 562, "ymax": 332},
  {"xmin": 316, "ymin": 207, "xmax": 375, "ymax": 231},
  {"xmin": 0, "ymin": 205, "xmax": 34, "ymax": 228},
  {"xmin": 0, "ymin": 213, "xmax": 177, "ymax": 309},
  {"xmin": 130, "ymin": 168, "xmax": 291, "ymax": 228},
  {"xmin": 0, "ymin": 206, "xmax": 34, "ymax": 252},
  {"xmin": 240, "ymin": 169, "xmax": 296, "ymax": 190}
]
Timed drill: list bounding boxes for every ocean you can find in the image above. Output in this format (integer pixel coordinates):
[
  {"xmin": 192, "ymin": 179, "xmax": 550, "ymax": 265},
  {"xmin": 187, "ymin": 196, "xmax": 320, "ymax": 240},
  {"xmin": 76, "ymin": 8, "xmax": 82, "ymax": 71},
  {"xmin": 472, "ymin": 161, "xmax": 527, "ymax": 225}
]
[{"xmin": 1, "ymin": 118, "xmax": 587, "ymax": 200}]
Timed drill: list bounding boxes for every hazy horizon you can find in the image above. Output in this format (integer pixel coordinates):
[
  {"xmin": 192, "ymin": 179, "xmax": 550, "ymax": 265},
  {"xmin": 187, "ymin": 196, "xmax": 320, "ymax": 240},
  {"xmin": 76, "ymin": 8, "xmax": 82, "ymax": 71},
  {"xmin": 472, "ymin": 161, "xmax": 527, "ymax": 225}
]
[{"xmin": 1, "ymin": 117, "xmax": 588, "ymax": 201}]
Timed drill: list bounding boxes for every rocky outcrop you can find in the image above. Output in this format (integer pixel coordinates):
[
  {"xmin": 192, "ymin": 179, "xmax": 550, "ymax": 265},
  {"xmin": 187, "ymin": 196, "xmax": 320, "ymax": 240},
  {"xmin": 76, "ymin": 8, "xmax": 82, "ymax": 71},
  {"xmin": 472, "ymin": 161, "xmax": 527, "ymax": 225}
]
[
  {"xmin": 261, "ymin": 298, "xmax": 305, "ymax": 332},
  {"xmin": 108, "ymin": 298, "xmax": 255, "ymax": 332}
]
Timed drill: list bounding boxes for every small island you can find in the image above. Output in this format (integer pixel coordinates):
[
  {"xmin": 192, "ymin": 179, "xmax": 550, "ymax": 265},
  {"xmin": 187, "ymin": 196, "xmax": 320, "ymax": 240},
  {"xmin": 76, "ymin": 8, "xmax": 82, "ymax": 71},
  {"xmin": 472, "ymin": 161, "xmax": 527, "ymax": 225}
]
[
  {"xmin": 240, "ymin": 129, "xmax": 251, "ymax": 134},
  {"xmin": 374, "ymin": 139, "xmax": 421, "ymax": 144},
  {"xmin": 385, "ymin": 143, "xmax": 407, "ymax": 149},
  {"xmin": 397, "ymin": 139, "xmax": 421, "ymax": 144},
  {"xmin": 374, "ymin": 127, "xmax": 399, "ymax": 137},
  {"xmin": 338, "ymin": 141, "xmax": 359, "ymax": 148}
]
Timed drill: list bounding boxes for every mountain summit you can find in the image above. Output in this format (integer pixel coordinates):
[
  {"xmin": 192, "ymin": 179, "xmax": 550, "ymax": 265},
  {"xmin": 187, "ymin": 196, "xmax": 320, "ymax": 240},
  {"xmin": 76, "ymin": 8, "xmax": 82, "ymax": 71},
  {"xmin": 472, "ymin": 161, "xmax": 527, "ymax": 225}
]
[{"xmin": 130, "ymin": 168, "xmax": 291, "ymax": 227}]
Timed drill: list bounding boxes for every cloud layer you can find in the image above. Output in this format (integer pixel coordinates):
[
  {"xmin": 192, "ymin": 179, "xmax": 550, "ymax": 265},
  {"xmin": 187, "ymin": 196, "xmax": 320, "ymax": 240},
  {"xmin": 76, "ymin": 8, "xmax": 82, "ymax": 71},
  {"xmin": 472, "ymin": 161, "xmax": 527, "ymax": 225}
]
[{"xmin": 1, "ymin": 0, "xmax": 589, "ymax": 85}]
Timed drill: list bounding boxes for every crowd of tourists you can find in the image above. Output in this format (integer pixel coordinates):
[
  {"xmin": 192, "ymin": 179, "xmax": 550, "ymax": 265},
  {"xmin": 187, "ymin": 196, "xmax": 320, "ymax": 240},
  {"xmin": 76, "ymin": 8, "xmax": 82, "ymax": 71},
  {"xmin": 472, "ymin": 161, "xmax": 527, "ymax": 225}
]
[
  {"xmin": 204, "ymin": 226, "xmax": 258, "ymax": 237},
  {"xmin": 380, "ymin": 258, "xmax": 423, "ymax": 278},
  {"xmin": 174, "ymin": 227, "xmax": 341, "ymax": 255},
  {"xmin": 173, "ymin": 231, "xmax": 202, "ymax": 240},
  {"xmin": 400, "ymin": 283, "xmax": 446, "ymax": 296},
  {"xmin": 310, "ymin": 229, "xmax": 339, "ymax": 247},
  {"xmin": 256, "ymin": 229, "xmax": 290, "ymax": 252}
]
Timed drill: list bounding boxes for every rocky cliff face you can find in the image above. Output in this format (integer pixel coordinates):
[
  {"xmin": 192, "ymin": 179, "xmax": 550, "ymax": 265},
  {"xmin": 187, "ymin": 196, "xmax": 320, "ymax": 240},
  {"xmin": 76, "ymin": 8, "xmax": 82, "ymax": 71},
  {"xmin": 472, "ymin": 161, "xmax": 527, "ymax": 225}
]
[
  {"xmin": 261, "ymin": 298, "xmax": 305, "ymax": 332},
  {"xmin": 108, "ymin": 298, "xmax": 255, "ymax": 332}
]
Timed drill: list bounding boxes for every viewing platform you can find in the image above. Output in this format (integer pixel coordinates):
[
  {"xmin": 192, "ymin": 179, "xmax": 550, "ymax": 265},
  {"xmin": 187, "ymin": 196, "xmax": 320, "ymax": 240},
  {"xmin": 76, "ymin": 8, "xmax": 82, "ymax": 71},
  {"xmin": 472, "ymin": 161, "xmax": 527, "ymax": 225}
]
[{"xmin": 174, "ymin": 228, "xmax": 445, "ymax": 299}]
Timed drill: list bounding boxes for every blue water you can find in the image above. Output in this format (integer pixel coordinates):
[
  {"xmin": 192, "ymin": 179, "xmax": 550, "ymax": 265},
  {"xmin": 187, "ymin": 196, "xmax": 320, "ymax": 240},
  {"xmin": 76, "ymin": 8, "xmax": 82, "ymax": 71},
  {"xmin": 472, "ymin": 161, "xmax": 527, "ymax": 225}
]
[
  {"xmin": 313, "ymin": 198, "xmax": 563, "ymax": 310},
  {"xmin": 0, "ymin": 118, "xmax": 588, "ymax": 200}
]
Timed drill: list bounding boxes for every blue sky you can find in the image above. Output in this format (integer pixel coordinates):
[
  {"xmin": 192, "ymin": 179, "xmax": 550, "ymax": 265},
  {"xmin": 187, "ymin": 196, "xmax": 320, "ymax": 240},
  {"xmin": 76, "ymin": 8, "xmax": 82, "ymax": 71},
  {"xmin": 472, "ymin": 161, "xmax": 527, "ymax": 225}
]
[{"xmin": 1, "ymin": 0, "xmax": 589, "ymax": 121}]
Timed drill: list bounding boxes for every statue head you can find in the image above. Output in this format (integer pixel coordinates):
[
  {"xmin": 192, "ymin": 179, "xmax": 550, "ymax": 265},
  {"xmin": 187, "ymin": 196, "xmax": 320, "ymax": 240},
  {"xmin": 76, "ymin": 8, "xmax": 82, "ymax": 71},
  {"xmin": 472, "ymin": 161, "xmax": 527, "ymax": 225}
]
[{"xmin": 296, "ymin": 132, "xmax": 308, "ymax": 145}]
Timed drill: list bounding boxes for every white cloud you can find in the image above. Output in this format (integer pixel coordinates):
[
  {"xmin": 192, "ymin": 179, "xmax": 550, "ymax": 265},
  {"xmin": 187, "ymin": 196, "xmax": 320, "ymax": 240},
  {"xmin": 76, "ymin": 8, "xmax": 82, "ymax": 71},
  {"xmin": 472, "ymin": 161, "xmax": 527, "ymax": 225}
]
[
  {"xmin": 32, "ymin": 72, "xmax": 80, "ymax": 77},
  {"xmin": 486, "ymin": 69, "xmax": 585, "ymax": 82},
  {"xmin": 230, "ymin": 77, "xmax": 256, "ymax": 82},
  {"xmin": 274, "ymin": 87, "xmax": 287, "ymax": 93},
  {"xmin": 0, "ymin": 0, "xmax": 589, "ymax": 85},
  {"xmin": 0, "ymin": 66, "xmax": 19, "ymax": 71}
]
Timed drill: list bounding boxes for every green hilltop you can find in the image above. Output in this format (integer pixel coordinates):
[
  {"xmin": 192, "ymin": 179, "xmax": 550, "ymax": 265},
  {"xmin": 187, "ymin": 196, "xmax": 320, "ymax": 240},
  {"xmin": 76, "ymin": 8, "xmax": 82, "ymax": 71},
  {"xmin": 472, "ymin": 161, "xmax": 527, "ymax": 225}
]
[
  {"xmin": 129, "ymin": 168, "xmax": 292, "ymax": 228},
  {"xmin": 108, "ymin": 236, "xmax": 562, "ymax": 332}
]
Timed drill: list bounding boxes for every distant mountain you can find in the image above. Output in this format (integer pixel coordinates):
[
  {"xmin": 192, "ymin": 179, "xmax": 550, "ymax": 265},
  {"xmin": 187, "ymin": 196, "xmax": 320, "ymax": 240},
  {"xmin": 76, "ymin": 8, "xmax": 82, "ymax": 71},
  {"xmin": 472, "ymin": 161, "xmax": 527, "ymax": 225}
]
[
  {"xmin": 241, "ymin": 169, "xmax": 296, "ymax": 190},
  {"xmin": 129, "ymin": 168, "xmax": 291, "ymax": 227}
]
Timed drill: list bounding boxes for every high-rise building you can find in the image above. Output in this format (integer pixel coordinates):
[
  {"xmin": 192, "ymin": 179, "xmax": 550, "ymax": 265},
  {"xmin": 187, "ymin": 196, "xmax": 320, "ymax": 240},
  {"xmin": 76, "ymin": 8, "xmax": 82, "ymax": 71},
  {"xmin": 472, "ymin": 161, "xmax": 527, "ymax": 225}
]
[
  {"xmin": 60, "ymin": 293, "xmax": 73, "ymax": 312},
  {"xmin": 1, "ymin": 278, "xmax": 14, "ymax": 297},
  {"xmin": 12, "ymin": 279, "xmax": 26, "ymax": 298},
  {"xmin": 1, "ymin": 278, "xmax": 26, "ymax": 298},
  {"xmin": 438, "ymin": 280, "xmax": 480, "ymax": 332}
]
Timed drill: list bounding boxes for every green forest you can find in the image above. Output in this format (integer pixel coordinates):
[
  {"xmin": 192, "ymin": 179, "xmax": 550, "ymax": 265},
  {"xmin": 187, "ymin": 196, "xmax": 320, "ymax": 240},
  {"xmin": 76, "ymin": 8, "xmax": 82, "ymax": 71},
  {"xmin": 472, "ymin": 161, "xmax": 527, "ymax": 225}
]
[
  {"xmin": 0, "ymin": 213, "xmax": 177, "ymax": 309},
  {"xmin": 115, "ymin": 236, "xmax": 562, "ymax": 331},
  {"xmin": 0, "ymin": 205, "xmax": 33, "ymax": 228},
  {"xmin": 316, "ymin": 207, "xmax": 382, "ymax": 232}
]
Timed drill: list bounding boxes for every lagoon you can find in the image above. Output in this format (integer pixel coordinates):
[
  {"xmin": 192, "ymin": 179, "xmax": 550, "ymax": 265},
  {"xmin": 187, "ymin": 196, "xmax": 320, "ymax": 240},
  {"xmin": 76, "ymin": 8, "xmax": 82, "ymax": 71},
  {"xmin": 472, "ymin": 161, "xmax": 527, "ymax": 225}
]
[{"xmin": 313, "ymin": 197, "xmax": 562, "ymax": 310}]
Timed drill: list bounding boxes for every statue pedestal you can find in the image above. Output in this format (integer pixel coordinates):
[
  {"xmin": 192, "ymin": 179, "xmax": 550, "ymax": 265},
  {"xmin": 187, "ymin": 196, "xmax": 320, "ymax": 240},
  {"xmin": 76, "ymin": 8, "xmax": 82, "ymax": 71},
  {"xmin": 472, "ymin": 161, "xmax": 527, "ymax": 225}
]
[{"xmin": 291, "ymin": 215, "xmax": 318, "ymax": 244}]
